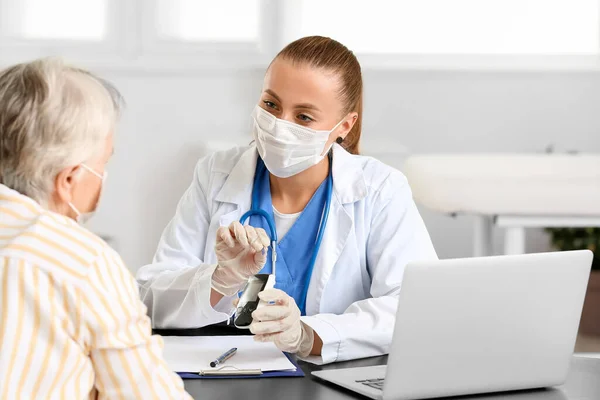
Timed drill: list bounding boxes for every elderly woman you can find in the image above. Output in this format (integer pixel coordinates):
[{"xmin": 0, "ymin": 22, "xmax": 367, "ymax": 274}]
[{"xmin": 0, "ymin": 59, "xmax": 190, "ymax": 399}]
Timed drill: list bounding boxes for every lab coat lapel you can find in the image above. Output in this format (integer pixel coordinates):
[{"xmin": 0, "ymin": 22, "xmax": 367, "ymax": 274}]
[
  {"xmin": 305, "ymin": 145, "xmax": 367, "ymax": 315},
  {"xmin": 305, "ymin": 197, "xmax": 352, "ymax": 315},
  {"xmin": 214, "ymin": 146, "xmax": 258, "ymax": 224}
]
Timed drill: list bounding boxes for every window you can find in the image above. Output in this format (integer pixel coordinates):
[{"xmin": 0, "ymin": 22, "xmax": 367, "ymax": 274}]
[
  {"xmin": 155, "ymin": 0, "xmax": 260, "ymax": 42},
  {"xmin": 1, "ymin": 0, "xmax": 599, "ymax": 70},
  {"xmin": 298, "ymin": 0, "xmax": 600, "ymax": 55},
  {"xmin": 0, "ymin": 0, "xmax": 108, "ymax": 41}
]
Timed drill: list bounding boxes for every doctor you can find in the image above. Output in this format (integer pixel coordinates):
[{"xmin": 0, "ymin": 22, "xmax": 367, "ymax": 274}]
[{"xmin": 137, "ymin": 36, "xmax": 437, "ymax": 364}]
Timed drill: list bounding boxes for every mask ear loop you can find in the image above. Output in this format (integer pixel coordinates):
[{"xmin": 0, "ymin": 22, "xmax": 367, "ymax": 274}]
[
  {"xmin": 67, "ymin": 202, "xmax": 82, "ymax": 219},
  {"xmin": 327, "ymin": 115, "xmax": 350, "ymax": 153},
  {"xmin": 80, "ymin": 163, "xmax": 104, "ymax": 180}
]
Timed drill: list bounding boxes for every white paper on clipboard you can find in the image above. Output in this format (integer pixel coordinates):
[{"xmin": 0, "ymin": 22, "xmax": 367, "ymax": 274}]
[{"xmin": 161, "ymin": 335, "xmax": 296, "ymax": 373}]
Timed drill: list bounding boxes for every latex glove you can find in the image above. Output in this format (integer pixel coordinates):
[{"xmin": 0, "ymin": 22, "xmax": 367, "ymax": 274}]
[
  {"xmin": 249, "ymin": 289, "xmax": 314, "ymax": 357},
  {"xmin": 211, "ymin": 221, "xmax": 271, "ymax": 296}
]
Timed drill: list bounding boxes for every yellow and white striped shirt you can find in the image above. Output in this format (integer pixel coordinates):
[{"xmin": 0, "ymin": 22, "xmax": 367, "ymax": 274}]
[{"xmin": 0, "ymin": 184, "xmax": 191, "ymax": 399}]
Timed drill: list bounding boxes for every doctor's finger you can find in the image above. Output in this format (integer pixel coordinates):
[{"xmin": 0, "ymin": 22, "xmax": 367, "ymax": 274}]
[
  {"xmin": 230, "ymin": 221, "xmax": 249, "ymax": 247},
  {"xmin": 255, "ymin": 228, "xmax": 271, "ymax": 248},
  {"xmin": 217, "ymin": 226, "xmax": 236, "ymax": 248},
  {"xmin": 250, "ymin": 314, "xmax": 296, "ymax": 335},
  {"xmin": 253, "ymin": 249, "xmax": 267, "ymax": 267},
  {"xmin": 257, "ymin": 289, "xmax": 290, "ymax": 305},
  {"xmin": 252, "ymin": 304, "xmax": 290, "ymax": 322},
  {"xmin": 254, "ymin": 332, "xmax": 280, "ymax": 343},
  {"xmin": 245, "ymin": 226, "xmax": 263, "ymax": 252}
]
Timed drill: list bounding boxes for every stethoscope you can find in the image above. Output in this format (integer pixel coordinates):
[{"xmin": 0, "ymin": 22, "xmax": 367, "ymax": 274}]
[{"xmin": 239, "ymin": 154, "xmax": 333, "ymax": 312}]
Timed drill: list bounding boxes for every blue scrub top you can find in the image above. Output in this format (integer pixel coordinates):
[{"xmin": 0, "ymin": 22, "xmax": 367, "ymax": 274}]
[{"xmin": 249, "ymin": 157, "xmax": 329, "ymax": 315}]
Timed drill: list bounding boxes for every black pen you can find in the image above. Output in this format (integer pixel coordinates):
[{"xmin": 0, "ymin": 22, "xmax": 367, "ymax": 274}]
[{"xmin": 210, "ymin": 347, "xmax": 237, "ymax": 368}]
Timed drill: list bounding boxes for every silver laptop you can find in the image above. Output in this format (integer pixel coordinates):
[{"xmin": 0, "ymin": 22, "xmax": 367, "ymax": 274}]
[{"xmin": 312, "ymin": 250, "xmax": 593, "ymax": 400}]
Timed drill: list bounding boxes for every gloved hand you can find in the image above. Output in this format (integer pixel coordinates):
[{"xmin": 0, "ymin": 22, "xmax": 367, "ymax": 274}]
[
  {"xmin": 249, "ymin": 289, "xmax": 314, "ymax": 357},
  {"xmin": 211, "ymin": 221, "xmax": 271, "ymax": 296}
]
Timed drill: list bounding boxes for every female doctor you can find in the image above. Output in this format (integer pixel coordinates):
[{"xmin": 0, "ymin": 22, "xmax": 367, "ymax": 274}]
[{"xmin": 137, "ymin": 36, "xmax": 437, "ymax": 364}]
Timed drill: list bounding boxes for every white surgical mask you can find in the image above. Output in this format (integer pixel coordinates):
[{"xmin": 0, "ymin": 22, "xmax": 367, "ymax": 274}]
[
  {"xmin": 252, "ymin": 105, "xmax": 344, "ymax": 178},
  {"xmin": 68, "ymin": 164, "xmax": 106, "ymax": 224}
]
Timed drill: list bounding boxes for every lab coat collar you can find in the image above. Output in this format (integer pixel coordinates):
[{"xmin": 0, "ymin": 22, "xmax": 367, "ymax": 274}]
[
  {"xmin": 214, "ymin": 143, "xmax": 368, "ymax": 206},
  {"xmin": 214, "ymin": 146, "xmax": 258, "ymax": 205},
  {"xmin": 331, "ymin": 143, "xmax": 368, "ymax": 204}
]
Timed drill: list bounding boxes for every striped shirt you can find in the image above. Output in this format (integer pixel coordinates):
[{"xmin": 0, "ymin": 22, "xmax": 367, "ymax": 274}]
[{"xmin": 0, "ymin": 184, "xmax": 191, "ymax": 399}]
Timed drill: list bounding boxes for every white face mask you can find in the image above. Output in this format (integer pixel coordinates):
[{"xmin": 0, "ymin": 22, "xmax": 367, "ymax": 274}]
[
  {"xmin": 252, "ymin": 105, "xmax": 344, "ymax": 178},
  {"xmin": 68, "ymin": 164, "xmax": 106, "ymax": 224}
]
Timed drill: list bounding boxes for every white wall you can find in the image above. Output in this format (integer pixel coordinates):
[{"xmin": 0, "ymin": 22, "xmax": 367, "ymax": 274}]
[{"xmin": 86, "ymin": 68, "xmax": 600, "ymax": 272}]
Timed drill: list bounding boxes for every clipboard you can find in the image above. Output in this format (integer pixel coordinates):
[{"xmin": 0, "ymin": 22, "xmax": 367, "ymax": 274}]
[
  {"xmin": 199, "ymin": 366, "xmax": 263, "ymax": 376},
  {"xmin": 177, "ymin": 353, "xmax": 305, "ymax": 379},
  {"xmin": 163, "ymin": 335, "xmax": 305, "ymax": 379}
]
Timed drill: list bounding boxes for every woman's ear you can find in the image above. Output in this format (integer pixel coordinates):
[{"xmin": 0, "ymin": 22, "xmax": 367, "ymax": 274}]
[
  {"xmin": 338, "ymin": 112, "xmax": 359, "ymax": 140},
  {"xmin": 53, "ymin": 165, "xmax": 79, "ymax": 205}
]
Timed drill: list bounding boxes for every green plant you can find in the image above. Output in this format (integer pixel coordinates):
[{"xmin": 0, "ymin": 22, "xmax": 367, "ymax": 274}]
[{"xmin": 546, "ymin": 227, "xmax": 600, "ymax": 270}]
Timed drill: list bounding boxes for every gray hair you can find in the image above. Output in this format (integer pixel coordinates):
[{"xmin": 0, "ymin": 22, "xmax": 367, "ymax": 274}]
[{"xmin": 0, "ymin": 57, "xmax": 123, "ymax": 206}]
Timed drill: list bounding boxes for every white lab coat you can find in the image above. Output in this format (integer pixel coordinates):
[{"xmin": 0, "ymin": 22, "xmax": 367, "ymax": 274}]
[{"xmin": 137, "ymin": 144, "xmax": 437, "ymax": 364}]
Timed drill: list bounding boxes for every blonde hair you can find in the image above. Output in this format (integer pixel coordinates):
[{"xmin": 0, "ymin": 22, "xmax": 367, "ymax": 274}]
[{"xmin": 0, "ymin": 57, "xmax": 123, "ymax": 205}]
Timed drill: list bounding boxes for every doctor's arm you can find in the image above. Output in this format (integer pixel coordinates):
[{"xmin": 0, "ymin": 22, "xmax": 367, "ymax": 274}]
[
  {"xmin": 136, "ymin": 158, "xmax": 232, "ymax": 329},
  {"xmin": 301, "ymin": 175, "xmax": 437, "ymax": 364}
]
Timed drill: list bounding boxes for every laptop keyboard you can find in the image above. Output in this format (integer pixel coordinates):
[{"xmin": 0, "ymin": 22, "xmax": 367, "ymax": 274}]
[{"xmin": 355, "ymin": 378, "xmax": 385, "ymax": 391}]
